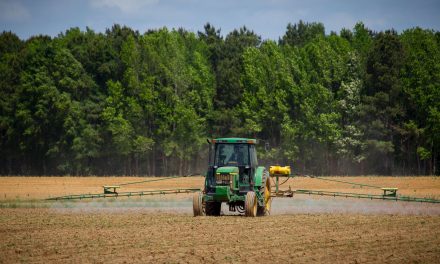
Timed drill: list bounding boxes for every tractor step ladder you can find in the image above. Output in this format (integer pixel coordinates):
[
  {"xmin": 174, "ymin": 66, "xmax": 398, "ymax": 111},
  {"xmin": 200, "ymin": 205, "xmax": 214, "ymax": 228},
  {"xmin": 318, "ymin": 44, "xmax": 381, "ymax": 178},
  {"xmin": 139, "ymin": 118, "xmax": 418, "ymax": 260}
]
[
  {"xmin": 103, "ymin": 186, "xmax": 120, "ymax": 194},
  {"xmin": 381, "ymin": 187, "xmax": 398, "ymax": 197}
]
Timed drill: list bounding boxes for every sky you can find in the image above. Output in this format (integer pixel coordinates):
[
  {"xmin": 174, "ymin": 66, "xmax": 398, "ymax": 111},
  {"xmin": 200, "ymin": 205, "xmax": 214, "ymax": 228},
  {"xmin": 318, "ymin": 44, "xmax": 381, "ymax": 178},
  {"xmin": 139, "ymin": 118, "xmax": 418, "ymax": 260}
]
[{"xmin": 1, "ymin": 0, "xmax": 439, "ymax": 40}]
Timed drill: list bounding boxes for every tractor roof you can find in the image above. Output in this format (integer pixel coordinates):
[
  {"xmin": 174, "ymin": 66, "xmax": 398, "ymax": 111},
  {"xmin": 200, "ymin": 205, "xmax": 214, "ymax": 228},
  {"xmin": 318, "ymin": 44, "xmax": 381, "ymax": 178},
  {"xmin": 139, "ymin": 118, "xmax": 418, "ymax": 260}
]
[{"xmin": 213, "ymin": 138, "xmax": 257, "ymax": 144}]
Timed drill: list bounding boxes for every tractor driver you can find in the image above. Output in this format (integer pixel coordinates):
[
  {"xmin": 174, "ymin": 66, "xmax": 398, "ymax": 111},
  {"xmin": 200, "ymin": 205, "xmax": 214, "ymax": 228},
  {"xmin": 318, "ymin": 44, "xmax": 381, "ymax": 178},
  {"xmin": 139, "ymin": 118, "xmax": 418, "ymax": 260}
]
[{"xmin": 228, "ymin": 145, "xmax": 246, "ymax": 166}]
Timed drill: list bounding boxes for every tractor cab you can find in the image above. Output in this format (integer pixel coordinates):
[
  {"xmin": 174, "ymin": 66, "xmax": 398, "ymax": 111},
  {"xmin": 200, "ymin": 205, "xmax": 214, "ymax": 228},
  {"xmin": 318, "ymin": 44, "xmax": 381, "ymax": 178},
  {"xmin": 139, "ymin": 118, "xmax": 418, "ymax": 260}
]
[
  {"xmin": 213, "ymin": 139, "xmax": 258, "ymax": 182},
  {"xmin": 207, "ymin": 138, "xmax": 258, "ymax": 191},
  {"xmin": 210, "ymin": 138, "xmax": 258, "ymax": 166},
  {"xmin": 215, "ymin": 143, "xmax": 250, "ymax": 167}
]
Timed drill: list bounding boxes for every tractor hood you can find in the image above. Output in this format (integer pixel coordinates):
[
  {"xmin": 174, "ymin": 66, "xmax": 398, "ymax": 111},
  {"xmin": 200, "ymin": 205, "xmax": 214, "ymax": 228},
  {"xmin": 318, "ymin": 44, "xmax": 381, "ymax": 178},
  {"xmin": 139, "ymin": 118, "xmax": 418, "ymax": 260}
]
[{"xmin": 216, "ymin": 166, "xmax": 239, "ymax": 174}]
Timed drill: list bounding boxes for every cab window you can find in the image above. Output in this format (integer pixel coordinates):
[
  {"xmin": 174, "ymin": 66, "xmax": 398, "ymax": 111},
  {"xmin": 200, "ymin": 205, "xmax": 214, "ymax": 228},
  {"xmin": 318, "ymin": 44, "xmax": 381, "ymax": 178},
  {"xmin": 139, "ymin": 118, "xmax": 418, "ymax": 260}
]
[
  {"xmin": 215, "ymin": 144, "xmax": 249, "ymax": 166},
  {"xmin": 250, "ymin": 145, "xmax": 258, "ymax": 166}
]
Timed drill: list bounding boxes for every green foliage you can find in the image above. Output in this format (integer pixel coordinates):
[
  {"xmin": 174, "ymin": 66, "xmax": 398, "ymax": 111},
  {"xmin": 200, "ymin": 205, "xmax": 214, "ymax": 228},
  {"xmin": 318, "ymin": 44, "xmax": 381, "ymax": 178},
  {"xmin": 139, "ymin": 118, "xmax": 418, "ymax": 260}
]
[
  {"xmin": 280, "ymin": 20, "xmax": 325, "ymax": 46},
  {"xmin": 209, "ymin": 26, "xmax": 261, "ymax": 135},
  {"xmin": 0, "ymin": 21, "xmax": 439, "ymax": 175}
]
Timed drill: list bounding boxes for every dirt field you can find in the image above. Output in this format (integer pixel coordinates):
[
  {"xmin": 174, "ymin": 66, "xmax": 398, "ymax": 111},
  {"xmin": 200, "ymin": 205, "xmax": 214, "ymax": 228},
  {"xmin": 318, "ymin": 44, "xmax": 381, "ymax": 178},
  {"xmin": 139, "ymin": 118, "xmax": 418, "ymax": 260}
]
[
  {"xmin": 0, "ymin": 176, "xmax": 203, "ymax": 200},
  {"xmin": 1, "ymin": 176, "xmax": 440, "ymax": 263},
  {"xmin": 1, "ymin": 176, "xmax": 440, "ymax": 200},
  {"xmin": 1, "ymin": 209, "xmax": 440, "ymax": 263}
]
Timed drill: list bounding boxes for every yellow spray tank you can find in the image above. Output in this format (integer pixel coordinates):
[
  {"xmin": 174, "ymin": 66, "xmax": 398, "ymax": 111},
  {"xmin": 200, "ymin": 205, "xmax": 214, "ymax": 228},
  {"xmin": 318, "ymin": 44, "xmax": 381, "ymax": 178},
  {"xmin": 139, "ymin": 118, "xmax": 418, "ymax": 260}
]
[
  {"xmin": 269, "ymin": 165, "xmax": 291, "ymax": 176},
  {"xmin": 269, "ymin": 166, "xmax": 291, "ymax": 194}
]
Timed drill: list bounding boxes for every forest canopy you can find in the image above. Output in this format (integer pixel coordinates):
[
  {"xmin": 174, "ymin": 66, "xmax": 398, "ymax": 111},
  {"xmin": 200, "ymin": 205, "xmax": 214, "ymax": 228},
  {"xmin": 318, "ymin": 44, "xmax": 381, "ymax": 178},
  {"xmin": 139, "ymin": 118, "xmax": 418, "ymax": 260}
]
[{"xmin": 1, "ymin": 21, "xmax": 439, "ymax": 176}]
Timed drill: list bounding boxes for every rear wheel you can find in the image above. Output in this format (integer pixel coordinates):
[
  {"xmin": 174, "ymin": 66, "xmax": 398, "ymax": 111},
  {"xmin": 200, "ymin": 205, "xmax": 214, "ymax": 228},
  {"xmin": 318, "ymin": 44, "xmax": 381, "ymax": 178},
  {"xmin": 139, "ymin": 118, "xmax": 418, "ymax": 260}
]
[
  {"xmin": 192, "ymin": 192, "xmax": 204, "ymax": 216},
  {"xmin": 257, "ymin": 179, "xmax": 272, "ymax": 216},
  {"xmin": 245, "ymin": 191, "xmax": 257, "ymax": 217},
  {"xmin": 205, "ymin": 201, "xmax": 221, "ymax": 216}
]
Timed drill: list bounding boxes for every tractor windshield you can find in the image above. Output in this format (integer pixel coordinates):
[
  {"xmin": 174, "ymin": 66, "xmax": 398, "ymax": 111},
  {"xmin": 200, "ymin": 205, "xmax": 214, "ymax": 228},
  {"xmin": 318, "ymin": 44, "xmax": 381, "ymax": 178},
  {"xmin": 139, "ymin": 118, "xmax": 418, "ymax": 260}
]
[{"xmin": 214, "ymin": 144, "xmax": 249, "ymax": 167}]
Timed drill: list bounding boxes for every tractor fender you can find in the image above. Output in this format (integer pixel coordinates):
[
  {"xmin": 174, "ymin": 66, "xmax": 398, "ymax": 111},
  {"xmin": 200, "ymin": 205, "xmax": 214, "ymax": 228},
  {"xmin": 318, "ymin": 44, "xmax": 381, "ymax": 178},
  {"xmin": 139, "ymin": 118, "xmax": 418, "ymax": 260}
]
[{"xmin": 254, "ymin": 166, "xmax": 267, "ymax": 187}]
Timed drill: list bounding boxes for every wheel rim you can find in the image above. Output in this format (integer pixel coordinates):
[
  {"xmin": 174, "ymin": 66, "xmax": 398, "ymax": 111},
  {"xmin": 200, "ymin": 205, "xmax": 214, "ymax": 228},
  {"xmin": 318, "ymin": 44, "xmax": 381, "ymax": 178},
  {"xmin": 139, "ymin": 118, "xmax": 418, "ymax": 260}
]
[
  {"xmin": 252, "ymin": 195, "xmax": 257, "ymax": 216},
  {"xmin": 245, "ymin": 192, "xmax": 257, "ymax": 217},
  {"xmin": 264, "ymin": 180, "xmax": 271, "ymax": 213},
  {"xmin": 193, "ymin": 192, "xmax": 204, "ymax": 216}
]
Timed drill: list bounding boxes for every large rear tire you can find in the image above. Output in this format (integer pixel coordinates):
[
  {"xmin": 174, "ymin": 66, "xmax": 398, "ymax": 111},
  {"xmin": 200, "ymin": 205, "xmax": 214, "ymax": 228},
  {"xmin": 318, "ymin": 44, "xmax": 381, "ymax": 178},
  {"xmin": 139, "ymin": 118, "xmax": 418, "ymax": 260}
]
[
  {"xmin": 193, "ymin": 192, "xmax": 204, "ymax": 216},
  {"xmin": 205, "ymin": 201, "xmax": 221, "ymax": 216},
  {"xmin": 257, "ymin": 179, "xmax": 272, "ymax": 216},
  {"xmin": 245, "ymin": 191, "xmax": 257, "ymax": 217}
]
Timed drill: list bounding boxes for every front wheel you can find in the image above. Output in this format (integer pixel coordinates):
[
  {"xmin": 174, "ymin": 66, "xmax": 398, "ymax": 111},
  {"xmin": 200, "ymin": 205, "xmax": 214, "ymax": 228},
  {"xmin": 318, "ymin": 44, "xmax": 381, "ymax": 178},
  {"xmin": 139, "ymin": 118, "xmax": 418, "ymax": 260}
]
[
  {"xmin": 245, "ymin": 191, "xmax": 257, "ymax": 217},
  {"xmin": 193, "ymin": 192, "xmax": 205, "ymax": 216}
]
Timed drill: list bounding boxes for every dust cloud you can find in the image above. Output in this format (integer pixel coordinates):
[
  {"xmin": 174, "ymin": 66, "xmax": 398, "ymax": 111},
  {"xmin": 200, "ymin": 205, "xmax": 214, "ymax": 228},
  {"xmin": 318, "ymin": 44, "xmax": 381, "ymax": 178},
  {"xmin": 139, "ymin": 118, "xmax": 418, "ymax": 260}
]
[
  {"xmin": 51, "ymin": 197, "xmax": 193, "ymax": 214},
  {"xmin": 50, "ymin": 195, "xmax": 440, "ymax": 215},
  {"xmin": 271, "ymin": 195, "xmax": 440, "ymax": 215}
]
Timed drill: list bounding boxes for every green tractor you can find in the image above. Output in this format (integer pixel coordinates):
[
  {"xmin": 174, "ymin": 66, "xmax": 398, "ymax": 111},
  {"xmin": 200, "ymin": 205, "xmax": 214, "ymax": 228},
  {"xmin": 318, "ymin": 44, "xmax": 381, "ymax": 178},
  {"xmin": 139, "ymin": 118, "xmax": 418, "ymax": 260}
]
[{"xmin": 193, "ymin": 138, "xmax": 272, "ymax": 217}]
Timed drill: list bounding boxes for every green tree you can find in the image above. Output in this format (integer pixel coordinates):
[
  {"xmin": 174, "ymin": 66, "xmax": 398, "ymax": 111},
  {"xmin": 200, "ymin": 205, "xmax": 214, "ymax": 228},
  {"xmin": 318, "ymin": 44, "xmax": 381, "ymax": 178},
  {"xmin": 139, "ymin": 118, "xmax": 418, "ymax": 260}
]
[
  {"xmin": 279, "ymin": 20, "xmax": 325, "ymax": 47},
  {"xmin": 0, "ymin": 31, "xmax": 24, "ymax": 174},
  {"xmin": 239, "ymin": 41, "xmax": 292, "ymax": 162},
  {"xmin": 360, "ymin": 30, "xmax": 405, "ymax": 174},
  {"xmin": 212, "ymin": 26, "xmax": 261, "ymax": 136},
  {"xmin": 401, "ymin": 28, "xmax": 440, "ymax": 174}
]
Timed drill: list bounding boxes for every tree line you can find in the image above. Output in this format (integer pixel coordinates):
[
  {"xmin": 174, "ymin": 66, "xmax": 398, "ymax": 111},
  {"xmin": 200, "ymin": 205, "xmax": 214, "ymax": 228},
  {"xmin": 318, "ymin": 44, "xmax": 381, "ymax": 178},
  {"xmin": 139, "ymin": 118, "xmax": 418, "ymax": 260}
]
[{"xmin": 1, "ymin": 21, "xmax": 439, "ymax": 176}]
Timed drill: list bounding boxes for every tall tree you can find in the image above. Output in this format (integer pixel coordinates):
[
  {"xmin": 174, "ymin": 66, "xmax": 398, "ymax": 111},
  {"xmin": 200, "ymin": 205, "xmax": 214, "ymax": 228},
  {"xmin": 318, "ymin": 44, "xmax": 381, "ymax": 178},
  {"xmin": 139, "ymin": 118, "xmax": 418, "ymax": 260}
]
[
  {"xmin": 0, "ymin": 32, "xmax": 24, "ymax": 174},
  {"xmin": 401, "ymin": 28, "xmax": 440, "ymax": 174},
  {"xmin": 361, "ymin": 30, "xmax": 405, "ymax": 174},
  {"xmin": 212, "ymin": 26, "xmax": 261, "ymax": 136},
  {"xmin": 279, "ymin": 20, "xmax": 325, "ymax": 47}
]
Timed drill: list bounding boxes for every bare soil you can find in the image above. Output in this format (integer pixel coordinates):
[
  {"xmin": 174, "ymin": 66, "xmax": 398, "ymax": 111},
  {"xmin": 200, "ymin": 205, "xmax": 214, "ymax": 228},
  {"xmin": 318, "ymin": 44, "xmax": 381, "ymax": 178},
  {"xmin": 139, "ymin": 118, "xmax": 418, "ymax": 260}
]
[
  {"xmin": 0, "ymin": 209, "xmax": 439, "ymax": 263},
  {"xmin": 1, "ymin": 176, "xmax": 440, "ymax": 200},
  {"xmin": 1, "ymin": 176, "xmax": 440, "ymax": 263},
  {"xmin": 0, "ymin": 176, "xmax": 203, "ymax": 200}
]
